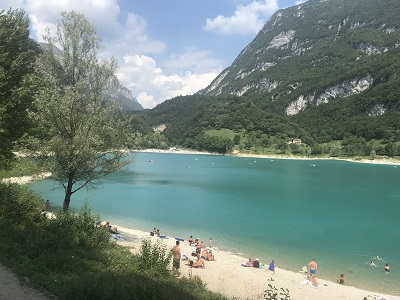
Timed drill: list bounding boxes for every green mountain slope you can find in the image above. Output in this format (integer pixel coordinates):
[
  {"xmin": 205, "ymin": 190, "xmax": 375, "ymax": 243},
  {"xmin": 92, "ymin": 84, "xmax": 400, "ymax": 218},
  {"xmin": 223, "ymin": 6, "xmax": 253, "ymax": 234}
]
[{"xmin": 140, "ymin": 0, "xmax": 400, "ymax": 156}]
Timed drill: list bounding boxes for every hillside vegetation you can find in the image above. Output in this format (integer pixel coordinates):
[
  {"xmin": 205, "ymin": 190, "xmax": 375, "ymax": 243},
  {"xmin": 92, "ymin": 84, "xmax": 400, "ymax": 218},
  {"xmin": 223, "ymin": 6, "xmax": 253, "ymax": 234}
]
[{"xmin": 136, "ymin": 0, "xmax": 400, "ymax": 158}]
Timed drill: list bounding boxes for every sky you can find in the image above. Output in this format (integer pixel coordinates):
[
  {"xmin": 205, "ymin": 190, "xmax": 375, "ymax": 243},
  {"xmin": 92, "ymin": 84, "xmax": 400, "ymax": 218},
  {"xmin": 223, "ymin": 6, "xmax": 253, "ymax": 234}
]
[{"xmin": 1, "ymin": 0, "xmax": 307, "ymax": 108}]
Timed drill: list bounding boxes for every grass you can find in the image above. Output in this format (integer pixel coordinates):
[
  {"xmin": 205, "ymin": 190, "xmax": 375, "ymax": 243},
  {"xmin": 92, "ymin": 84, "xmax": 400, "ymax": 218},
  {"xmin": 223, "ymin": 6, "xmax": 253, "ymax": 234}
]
[{"xmin": 205, "ymin": 129, "xmax": 237, "ymax": 139}]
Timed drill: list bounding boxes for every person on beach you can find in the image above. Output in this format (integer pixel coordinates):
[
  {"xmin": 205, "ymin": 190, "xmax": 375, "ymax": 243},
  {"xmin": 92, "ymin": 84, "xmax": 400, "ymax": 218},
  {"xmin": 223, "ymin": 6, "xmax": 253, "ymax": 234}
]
[
  {"xmin": 310, "ymin": 274, "xmax": 319, "ymax": 287},
  {"xmin": 45, "ymin": 200, "xmax": 50, "ymax": 211},
  {"xmin": 201, "ymin": 249, "xmax": 208, "ymax": 259},
  {"xmin": 309, "ymin": 259, "xmax": 318, "ymax": 275},
  {"xmin": 245, "ymin": 258, "xmax": 253, "ymax": 267},
  {"xmin": 207, "ymin": 249, "xmax": 215, "ymax": 261},
  {"xmin": 104, "ymin": 222, "xmax": 118, "ymax": 233},
  {"xmin": 188, "ymin": 235, "xmax": 194, "ymax": 245},
  {"xmin": 172, "ymin": 240, "xmax": 181, "ymax": 276},
  {"xmin": 156, "ymin": 229, "xmax": 160, "ymax": 237},
  {"xmin": 188, "ymin": 258, "xmax": 205, "ymax": 268},
  {"xmin": 268, "ymin": 260, "xmax": 275, "ymax": 274},
  {"xmin": 384, "ymin": 264, "xmax": 390, "ymax": 272},
  {"xmin": 253, "ymin": 258, "xmax": 260, "ymax": 268},
  {"xmin": 337, "ymin": 274, "xmax": 345, "ymax": 284},
  {"xmin": 209, "ymin": 238, "xmax": 212, "ymax": 247},
  {"xmin": 196, "ymin": 240, "xmax": 203, "ymax": 259}
]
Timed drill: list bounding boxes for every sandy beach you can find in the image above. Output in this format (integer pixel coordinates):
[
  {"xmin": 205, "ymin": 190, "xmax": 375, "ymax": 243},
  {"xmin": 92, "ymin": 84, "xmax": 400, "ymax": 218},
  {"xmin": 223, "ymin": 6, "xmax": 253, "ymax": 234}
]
[
  {"xmin": 115, "ymin": 225, "xmax": 397, "ymax": 300},
  {"xmin": 1, "ymin": 172, "xmax": 52, "ymax": 185}
]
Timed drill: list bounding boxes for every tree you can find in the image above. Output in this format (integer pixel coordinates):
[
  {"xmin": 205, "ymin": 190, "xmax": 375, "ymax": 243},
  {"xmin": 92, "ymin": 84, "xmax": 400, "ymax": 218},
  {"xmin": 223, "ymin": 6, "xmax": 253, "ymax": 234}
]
[
  {"xmin": 0, "ymin": 9, "xmax": 40, "ymax": 162},
  {"xmin": 28, "ymin": 11, "xmax": 133, "ymax": 211},
  {"xmin": 385, "ymin": 142, "xmax": 398, "ymax": 157},
  {"xmin": 233, "ymin": 134, "xmax": 241, "ymax": 145}
]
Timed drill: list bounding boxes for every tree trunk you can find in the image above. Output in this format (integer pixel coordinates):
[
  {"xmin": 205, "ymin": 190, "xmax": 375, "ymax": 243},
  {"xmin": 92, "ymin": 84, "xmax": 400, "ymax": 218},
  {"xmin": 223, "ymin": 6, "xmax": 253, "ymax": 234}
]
[{"xmin": 63, "ymin": 175, "xmax": 74, "ymax": 211}]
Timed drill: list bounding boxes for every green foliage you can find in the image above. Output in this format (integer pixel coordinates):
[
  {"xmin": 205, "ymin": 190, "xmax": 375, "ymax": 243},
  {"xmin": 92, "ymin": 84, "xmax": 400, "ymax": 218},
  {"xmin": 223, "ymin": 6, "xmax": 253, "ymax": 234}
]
[
  {"xmin": 0, "ymin": 183, "xmax": 227, "ymax": 300},
  {"xmin": 264, "ymin": 283, "xmax": 291, "ymax": 300},
  {"xmin": 40, "ymin": 204, "xmax": 110, "ymax": 252},
  {"xmin": 385, "ymin": 142, "xmax": 398, "ymax": 157},
  {"xmin": 195, "ymin": 135, "xmax": 234, "ymax": 154},
  {"xmin": 26, "ymin": 11, "xmax": 134, "ymax": 211},
  {"xmin": 0, "ymin": 182, "xmax": 43, "ymax": 242},
  {"xmin": 139, "ymin": 133, "xmax": 170, "ymax": 150},
  {"xmin": 137, "ymin": 237, "xmax": 172, "ymax": 276},
  {"xmin": 0, "ymin": 9, "xmax": 40, "ymax": 160},
  {"xmin": 0, "ymin": 157, "xmax": 43, "ymax": 178},
  {"xmin": 142, "ymin": 0, "xmax": 399, "ymax": 152}
]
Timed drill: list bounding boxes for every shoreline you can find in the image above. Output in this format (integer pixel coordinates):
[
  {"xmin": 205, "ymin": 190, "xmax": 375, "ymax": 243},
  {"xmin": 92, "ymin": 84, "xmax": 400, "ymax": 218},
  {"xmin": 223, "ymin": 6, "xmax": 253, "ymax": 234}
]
[
  {"xmin": 1, "ymin": 172, "xmax": 52, "ymax": 185},
  {"xmin": 115, "ymin": 225, "xmax": 397, "ymax": 300},
  {"xmin": 137, "ymin": 148, "xmax": 400, "ymax": 166}
]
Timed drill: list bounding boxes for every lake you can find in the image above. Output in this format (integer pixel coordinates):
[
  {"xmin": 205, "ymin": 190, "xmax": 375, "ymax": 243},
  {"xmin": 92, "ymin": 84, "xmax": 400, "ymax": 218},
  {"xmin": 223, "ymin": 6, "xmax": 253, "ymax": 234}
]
[{"xmin": 31, "ymin": 152, "xmax": 400, "ymax": 295}]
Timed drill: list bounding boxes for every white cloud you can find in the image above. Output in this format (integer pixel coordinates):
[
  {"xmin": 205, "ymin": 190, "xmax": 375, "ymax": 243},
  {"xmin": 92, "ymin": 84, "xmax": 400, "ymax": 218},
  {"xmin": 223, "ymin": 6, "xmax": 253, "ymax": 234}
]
[
  {"xmin": 116, "ymin": 54, "xmax": 220, "ymax": 109},
  {"xmin": 164, "ymin": 48, "xmax": 224, "ymax": 73},
  {"xmin": 204, "ymin": 0, "xmax": 279, "ymax": 35},
  {"xmin": 295, "ymin": 0, "xmax": 307, "ymax": 4},
  {"xmin": 4, "ymin": 0, "xmax": 223, "ymax": 109}
]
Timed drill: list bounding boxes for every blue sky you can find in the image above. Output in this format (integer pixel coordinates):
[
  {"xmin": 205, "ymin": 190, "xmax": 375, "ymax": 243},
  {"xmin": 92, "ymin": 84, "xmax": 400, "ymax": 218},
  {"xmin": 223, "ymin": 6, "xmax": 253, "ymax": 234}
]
[{"xmin": 1, "ymin": 0, "xmax": 306, "ymax": 108}]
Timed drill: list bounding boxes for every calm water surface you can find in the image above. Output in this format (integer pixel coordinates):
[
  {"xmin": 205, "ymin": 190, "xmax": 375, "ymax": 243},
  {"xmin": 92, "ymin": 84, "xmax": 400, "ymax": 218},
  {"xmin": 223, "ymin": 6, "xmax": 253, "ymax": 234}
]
[{"xmin": 31, "ymin": 152, "xmax": 400, "ymax": 295}]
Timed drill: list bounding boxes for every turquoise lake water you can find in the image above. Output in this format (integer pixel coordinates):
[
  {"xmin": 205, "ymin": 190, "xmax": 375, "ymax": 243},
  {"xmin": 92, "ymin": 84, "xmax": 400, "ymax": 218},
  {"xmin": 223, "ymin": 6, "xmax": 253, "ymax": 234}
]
[{"xmin": 31, "ymin": 152, "xmax": 400, "ymax": 295}]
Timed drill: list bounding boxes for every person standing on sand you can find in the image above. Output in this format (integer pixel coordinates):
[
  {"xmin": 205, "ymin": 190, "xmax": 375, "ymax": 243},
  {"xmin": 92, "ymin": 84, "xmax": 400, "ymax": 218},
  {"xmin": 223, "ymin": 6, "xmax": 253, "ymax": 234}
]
[
  {"xmin": 172, "ymin": 241, "xmax": 181, "ymax": 276},
  {"xmin": 309, "ymin": 259, "xmax": 318, "ymax": 275},
  {"xmin": 196, "ymin": 240, "xmax": 203, "ymax": 259},
  {"xmin": 209, "ymin": 238, "xmax": 212, "ymax": 247},
  {"xmin": 268, "ymin": 260, "xmax": 275, "ymax": 274}
]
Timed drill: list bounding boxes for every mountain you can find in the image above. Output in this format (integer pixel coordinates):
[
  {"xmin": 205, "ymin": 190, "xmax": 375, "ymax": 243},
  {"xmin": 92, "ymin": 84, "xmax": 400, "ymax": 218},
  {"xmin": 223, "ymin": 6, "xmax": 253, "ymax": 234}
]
[
  {"xmin": 113, "ymin": 85, "xmax": 143, "ymax": 111},
  {"xmin": 200, "ymin": 0, "xmax": 400, "ymax": 119},
  {"xmin": 139, "ymin": 0, "xmax": 400, "ymax": 155},
  {"xmin": 38, "ymin": 42, "xmax": 143, "ymax": 111}
]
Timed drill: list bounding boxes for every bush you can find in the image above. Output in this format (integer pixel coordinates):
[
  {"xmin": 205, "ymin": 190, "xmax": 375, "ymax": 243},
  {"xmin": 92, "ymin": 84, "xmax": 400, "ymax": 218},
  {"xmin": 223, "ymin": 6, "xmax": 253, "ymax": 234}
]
[
  {"xmin": 137, "ymin": 237, "xmax": 172, "ymax": 276},
  {"xmin": 264, "ymin": 283, "xmax": 291, "ymax": 300},
  {"xmin": 0, "ymin": 183, "xmax": 227, "ymax": 300},
  {"xmin": 0, "ymin": 182, "xmax": 44, "ymax": 242},
  {"xmin": 39, "ymin": 203, "xmax": 110, "ymax": 252}
]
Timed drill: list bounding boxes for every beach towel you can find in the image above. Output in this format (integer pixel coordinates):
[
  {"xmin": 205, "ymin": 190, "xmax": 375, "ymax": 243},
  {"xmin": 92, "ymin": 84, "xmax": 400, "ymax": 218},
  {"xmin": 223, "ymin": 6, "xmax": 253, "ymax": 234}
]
[{"xmin": 111, "ymin": 234, "xmax": 125, "ymax": 241}]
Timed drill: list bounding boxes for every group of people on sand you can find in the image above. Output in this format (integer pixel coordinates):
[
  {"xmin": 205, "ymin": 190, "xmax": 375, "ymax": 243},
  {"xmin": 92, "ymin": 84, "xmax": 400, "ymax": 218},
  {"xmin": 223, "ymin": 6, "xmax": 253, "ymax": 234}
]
[
  {"xmin": 242, "ymin": 258, "xmax": 276, "ymax": 273},
  {"xmin": 306, "ymin": 258, "xmax": 342, "ymax": 287},
  {"xmin": 150, "ymin": 227, "xmax": 161, "ymax": 237},
  {"xmin": 101, "ymin": 221, "xmax": 118, "ymax": 234},
  {"xmin": 171, "ymin": 236, "xmax": 216, "ymax": 276}
]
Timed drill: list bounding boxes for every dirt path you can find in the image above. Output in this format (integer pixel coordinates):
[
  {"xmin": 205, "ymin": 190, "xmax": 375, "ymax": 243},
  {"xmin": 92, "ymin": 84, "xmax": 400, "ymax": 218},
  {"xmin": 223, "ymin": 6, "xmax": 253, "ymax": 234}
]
[{"xmin": 0, "ymin": 264, "xmax": 54, "ymax": 300}]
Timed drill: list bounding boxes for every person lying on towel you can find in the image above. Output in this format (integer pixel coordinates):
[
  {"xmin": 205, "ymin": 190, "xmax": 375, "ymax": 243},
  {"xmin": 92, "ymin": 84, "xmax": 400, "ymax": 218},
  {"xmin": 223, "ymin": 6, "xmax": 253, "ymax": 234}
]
[{"xmin": 188, "ymin": 258, "xmax": 205, "ymax": 268}]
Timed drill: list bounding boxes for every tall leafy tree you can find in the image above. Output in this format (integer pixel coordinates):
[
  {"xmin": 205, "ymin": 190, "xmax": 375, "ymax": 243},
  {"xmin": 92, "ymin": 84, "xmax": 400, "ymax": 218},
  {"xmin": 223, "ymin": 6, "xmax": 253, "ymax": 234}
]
[
  {"xmin": 0, "ymin": 9, "xmax": 39, "ymax": 162},
  {"xmin": 29, "ymin": 11, "xmax": 133, "ymax": 211}
]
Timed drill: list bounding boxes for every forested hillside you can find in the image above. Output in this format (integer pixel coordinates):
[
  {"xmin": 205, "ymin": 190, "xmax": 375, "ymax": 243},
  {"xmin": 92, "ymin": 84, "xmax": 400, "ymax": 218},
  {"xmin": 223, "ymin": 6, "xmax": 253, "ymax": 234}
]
[{"xmin": 137, "ymin": 0, "xmax": 400, "ymax": 157}]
